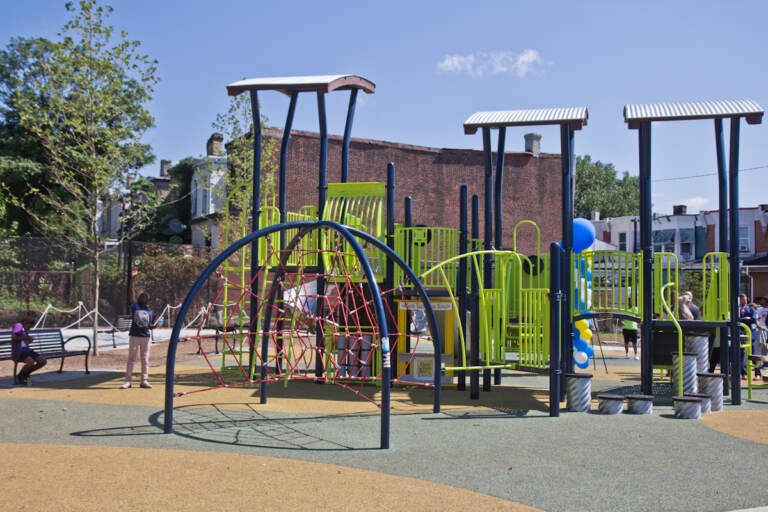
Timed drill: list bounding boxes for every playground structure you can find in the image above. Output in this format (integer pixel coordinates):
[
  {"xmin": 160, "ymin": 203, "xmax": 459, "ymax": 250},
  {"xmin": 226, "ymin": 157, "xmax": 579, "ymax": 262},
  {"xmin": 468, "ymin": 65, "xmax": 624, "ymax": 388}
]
[{"xmin": 161, "ymin": 75, "xmax": 765, "ymax": 448}]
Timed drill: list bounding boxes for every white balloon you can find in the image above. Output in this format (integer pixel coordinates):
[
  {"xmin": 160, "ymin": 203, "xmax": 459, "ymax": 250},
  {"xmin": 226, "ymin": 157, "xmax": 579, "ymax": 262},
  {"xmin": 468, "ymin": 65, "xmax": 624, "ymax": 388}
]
[{"xmin": 573, "ymin": 349, "xmax": 588, "ymax": 364}]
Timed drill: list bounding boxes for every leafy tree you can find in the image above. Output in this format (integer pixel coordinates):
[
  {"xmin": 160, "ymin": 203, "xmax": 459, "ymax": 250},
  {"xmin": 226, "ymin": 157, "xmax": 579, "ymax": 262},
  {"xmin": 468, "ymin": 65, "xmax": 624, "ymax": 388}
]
[
  {"xmin": 123, "ymin": 175, "xmax": 160, "ymax": 242},
  {"xmin": 575, "ymin": 155, "xmax": 639, "ymax": 219},
  {"xmin": 211, "ymin": 94, "xmax": 279, "ymax": 243},
  {"xmin": 7, "ymin": 0, "xmax": 158, "ymax": 354},
  {"xmin": 0, "ymin": 37, "xmax": 55, "ymax": 234}
]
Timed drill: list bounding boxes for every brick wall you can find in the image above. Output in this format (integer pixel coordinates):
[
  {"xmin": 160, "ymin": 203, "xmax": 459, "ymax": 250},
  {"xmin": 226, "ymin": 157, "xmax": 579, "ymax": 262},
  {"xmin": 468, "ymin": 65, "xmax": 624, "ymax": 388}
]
[
  {"xmin": 754, "ymin": 220, "xmax": 768, "ymax": 254},
  {"xmin": 269, "ymin": 129, "xmax": 563, "ymax": 256}
]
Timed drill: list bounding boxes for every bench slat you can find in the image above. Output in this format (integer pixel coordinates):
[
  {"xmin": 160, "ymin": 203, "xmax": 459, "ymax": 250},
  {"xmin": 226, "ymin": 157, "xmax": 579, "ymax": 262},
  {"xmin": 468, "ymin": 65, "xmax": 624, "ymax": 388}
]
[{"xmin": 0, "ymin": 328, "xmax": 91, "ymax": 381}]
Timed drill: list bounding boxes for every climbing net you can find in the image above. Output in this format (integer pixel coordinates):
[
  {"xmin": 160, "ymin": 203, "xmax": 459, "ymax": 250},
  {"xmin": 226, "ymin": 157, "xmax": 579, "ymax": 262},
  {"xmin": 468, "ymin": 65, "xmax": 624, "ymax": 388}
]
[{"xmin": 173, "ymin": 229, "xmax": 439, "ymax": 408}]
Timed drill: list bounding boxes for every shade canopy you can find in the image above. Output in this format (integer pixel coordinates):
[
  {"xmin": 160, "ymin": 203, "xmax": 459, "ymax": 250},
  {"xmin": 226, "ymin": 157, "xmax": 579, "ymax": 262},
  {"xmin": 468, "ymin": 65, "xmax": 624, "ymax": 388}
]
[
  {"xmin": 226, "ymin": 74, "xmax": 376, "ymax": 97},
  {"xmin": 463, "ymin": 107, "xmax": 588, "ymax": 134},
  {"xmin": 623, "ymin": 99, "xmax": 763, "ymax": 129}
]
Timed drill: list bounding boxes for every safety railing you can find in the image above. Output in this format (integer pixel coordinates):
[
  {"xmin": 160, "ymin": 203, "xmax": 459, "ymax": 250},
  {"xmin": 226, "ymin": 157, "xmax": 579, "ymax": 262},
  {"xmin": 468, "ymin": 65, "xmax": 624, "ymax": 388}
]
[
  {"xmin": 393, "ymin": 226, "xmax": 461, "ymax": 290},
  {"xmin": 702, "ymin": 252, "xmax": 729, "ymax": 322},
  {"xmin": 321, "ymin": 182, "xmax": 386, "ymax": 282},
  {"xmin": 654, "ymin": 252, "xmax": 679, "ymax": 319}
]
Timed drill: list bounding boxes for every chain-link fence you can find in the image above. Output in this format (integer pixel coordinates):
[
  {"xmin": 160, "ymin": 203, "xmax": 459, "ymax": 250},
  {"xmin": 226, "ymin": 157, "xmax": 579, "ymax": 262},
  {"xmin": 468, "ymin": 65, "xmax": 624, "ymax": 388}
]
[{"xmin": 0, "ymin": 237, "xmax": 220, "ymax": 328}]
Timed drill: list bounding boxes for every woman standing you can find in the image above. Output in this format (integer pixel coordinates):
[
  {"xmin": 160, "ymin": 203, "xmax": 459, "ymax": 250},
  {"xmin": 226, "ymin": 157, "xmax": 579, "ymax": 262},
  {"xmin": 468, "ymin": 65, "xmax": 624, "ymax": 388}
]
[{"xmin": 121, "ymin": 268, "xmax": 154, "ymax": 389}]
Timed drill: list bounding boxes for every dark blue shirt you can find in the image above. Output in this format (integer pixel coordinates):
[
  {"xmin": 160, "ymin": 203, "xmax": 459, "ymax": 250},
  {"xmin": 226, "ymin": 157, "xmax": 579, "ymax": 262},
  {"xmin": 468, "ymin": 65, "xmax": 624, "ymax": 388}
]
[{"xmin": 129, "ymin": 301, "xmax": 153, "ymax": 338}]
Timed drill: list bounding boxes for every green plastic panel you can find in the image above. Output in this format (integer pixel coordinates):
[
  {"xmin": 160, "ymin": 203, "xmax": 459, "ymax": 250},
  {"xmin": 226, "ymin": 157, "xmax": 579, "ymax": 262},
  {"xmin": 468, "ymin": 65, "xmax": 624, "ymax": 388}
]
[{"xmin": 321, "ymin": 182, "xmax": 386, "ymax": 282}]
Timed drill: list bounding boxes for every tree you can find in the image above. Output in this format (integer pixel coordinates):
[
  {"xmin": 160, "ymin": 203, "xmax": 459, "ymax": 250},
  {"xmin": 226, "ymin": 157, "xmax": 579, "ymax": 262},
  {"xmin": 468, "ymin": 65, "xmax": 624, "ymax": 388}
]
[
  {"xmin": 8, "ymin": 0, "xmax": 159, "ymax": 354},
  {"xmin": 211, "ymin": 94, "xmax": 279, "ymax": 242},
  {"xmin": 0, "ymin": 37, "xmax": 56, "ymax": 235},
  {"xmin": 575, "ymin": 155, "xmax": 639, "ymax": 219}
]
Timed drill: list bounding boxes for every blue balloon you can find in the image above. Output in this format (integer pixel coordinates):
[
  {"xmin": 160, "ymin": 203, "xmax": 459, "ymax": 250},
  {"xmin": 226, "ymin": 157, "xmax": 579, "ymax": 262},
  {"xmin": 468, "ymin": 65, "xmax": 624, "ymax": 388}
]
[
  {"xmin": 583, "ymin": 344, "xmax": 595, "ymax": 358},
  {"xmin": 574, "ymin": 337, "xmax": 587, "ymax": 351},
  {"xmin": 575, "ymin": 358, "xmax": 590, "ymax": 369},
  {"xmin": 573, "ymin": 218, "xmax": 596, "ymax": 253}
]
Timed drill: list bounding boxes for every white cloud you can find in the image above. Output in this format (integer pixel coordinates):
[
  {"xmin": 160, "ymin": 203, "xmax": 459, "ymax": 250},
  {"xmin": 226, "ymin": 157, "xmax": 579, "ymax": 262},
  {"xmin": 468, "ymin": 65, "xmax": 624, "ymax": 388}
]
[
  {"xmin": 513, "ymin": 49, "xmax": 542, "ymax": 77},
  {"xmin": 652, "ymin": 195, "xmax": 711, "ymax": 215},
  {"xmin": 682, "ymin": 196, "xmax": 710, "ymax": 211},
  {"xmin": 437, "ymin": 49, "xmax": 542, "ymax": 78},
  {"xmin": 436, "ymin": 54, "xmax": 476, "ymax": 74}
]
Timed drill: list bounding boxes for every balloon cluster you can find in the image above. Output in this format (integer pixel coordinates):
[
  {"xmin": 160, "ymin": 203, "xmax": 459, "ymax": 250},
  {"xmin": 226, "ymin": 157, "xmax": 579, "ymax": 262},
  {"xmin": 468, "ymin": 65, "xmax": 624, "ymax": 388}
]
[
  {"xmin": 572, "ymin": 218, "xmax": 597, "ymax": 368},
  {"xmin": 569, "ymin": 217, "xmax": 597, "ymax": 311},
  {"xmin": 573, "ymin": 218, "xmax": 596, "ymax": 253},
  {"xmin": 573, "ymin": 319, "xmax": 595, "ymax": 369}
]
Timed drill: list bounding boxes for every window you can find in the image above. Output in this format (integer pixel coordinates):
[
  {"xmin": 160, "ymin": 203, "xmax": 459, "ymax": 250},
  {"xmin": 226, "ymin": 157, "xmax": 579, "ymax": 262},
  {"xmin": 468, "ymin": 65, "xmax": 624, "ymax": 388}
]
[
  {"xmin": 679, "ymin": 228, "xmax": 694, "ymax": 262},
  {"xmin": 191, "ymin": 177, "xmax": 200, "ymax": 218},
  {"xmin": 618, "ymin": 232, "xmax": 627, "ymax": 252},
  {"xmin": 191, "ymin": 163, "xmax": 225, "ymax": 220},
  {"xmin": 653, "ymin": 229, "xmax": 675, "ymax": 253},
  {"xmin": 192, "ymin": 173, "xmax": 212, "ymax": 218},
  {"xmin": 738, "ymin": 226, "xmax": 751, "ymax": 253}
]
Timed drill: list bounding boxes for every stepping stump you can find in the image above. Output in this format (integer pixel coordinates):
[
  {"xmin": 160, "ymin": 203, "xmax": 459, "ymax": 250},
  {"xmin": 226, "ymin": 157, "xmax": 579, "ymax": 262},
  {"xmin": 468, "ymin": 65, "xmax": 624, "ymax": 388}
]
[
  {"xmin": 626, "ymin": 394, "xmax": 654, "ymax": 415},
  {"xmin": 684, "ymin": 392, "xmax": 712, "ymax": 414},
  {"xmin": 597, "ymin": 394, "xmax": 625, "ymax": 415},
  {"xmin": 673, "ymin": 396, "xmax": 703, "ymax": 420},
  {"xmin": 697, "ymin": 373, "xmax": 724, "ymax": 412},
  {"xmin": 565, "ymin": 373, "xmax": 593, "ymax": 412}
]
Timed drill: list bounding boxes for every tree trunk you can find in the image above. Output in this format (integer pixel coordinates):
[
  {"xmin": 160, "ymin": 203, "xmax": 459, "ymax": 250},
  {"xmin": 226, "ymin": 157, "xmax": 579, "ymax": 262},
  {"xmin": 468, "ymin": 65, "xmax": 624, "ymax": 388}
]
[{"xmin": 92, "ymin": 244, "xmax": 100, "ymax": 356}]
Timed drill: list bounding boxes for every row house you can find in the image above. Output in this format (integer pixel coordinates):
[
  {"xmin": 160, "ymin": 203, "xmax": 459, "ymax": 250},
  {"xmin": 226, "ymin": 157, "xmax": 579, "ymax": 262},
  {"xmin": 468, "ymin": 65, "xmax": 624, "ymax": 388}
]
[{"xmin": 591, "ymin": 204, "xmax": 768, "ymax": 297}]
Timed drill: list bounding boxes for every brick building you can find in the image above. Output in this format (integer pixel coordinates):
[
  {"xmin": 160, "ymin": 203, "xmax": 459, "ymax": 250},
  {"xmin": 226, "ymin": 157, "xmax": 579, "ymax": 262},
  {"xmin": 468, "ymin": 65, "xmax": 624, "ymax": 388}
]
[{"xmin": 271, "ymin": 128, "xmax": 563, "ymax": 256}]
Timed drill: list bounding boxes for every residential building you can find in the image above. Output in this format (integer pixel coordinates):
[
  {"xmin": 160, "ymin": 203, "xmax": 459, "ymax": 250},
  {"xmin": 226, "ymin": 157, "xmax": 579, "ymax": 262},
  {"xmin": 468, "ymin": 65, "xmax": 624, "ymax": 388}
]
[
  {"xmin": 591, "ymin": 204, "xmax": 768, "ymax": 298},
  {"xmin": 98, "ymin": 164, "xmax": 172, "ymax": 244},
  {"xmin": 188, "ymin": 133, "xmax": 226, "ymax": 248}
]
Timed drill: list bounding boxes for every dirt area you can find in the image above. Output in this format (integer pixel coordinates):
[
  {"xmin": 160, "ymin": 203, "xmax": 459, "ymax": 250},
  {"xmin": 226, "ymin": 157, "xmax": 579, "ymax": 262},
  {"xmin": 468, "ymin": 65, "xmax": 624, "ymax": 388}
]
[{"xmin": 0, "ymin": 338, "xmax": 201, "ymax": 380}]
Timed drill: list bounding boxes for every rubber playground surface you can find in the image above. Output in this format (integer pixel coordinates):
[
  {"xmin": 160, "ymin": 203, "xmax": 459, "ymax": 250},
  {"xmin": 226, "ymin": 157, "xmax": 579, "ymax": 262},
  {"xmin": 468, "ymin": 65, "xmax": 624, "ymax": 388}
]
[{"xmin": 1, "ymin": 331, "xmax": 767, "ymax": 512}]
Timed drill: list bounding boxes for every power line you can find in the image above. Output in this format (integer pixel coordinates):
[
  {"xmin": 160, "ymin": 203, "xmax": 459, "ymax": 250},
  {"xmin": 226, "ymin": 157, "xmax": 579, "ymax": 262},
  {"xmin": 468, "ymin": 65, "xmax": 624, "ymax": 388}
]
[{"xmin": 652, "ymin": 164, "xmax": 768, "ymax": 183}]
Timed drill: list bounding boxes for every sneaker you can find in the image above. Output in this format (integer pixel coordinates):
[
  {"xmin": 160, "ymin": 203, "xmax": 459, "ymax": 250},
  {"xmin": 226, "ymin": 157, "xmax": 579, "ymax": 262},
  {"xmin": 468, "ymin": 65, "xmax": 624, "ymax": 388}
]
[
  {"xmin": 140, "ymin": 381, "xmax": 152, "ymax": 389},
  {"xmin": 625, "ymin": 354, "xmax": 631, "ymax": 359},
  {"xmin": 634, "ymin": 355, "xmax": 640, "ymax": 360},
  {"xmin": 120, "ymin": 382, "xmax": 131, "ymax": 389},
  {"xmin": 15, "ymin": 372, "xmax": 28, "ymax": 386}
]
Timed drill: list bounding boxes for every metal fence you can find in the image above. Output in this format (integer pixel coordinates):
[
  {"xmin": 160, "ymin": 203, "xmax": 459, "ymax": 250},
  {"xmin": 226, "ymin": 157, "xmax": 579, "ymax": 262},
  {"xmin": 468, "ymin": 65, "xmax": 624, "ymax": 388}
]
[{"xmin": 0, "ymin": 237, "xmax": 219, "ymax": 327}]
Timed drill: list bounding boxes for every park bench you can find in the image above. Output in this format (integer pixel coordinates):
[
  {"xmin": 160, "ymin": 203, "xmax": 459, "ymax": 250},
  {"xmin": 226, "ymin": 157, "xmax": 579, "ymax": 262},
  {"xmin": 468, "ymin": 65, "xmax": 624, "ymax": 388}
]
[
  {"xmin": 0, "ymin": 328, "xmax": 91, "ymax": 384},
  {"xmin": 100, "ymin": 314, "xmax": 133, "ymax": 348}
]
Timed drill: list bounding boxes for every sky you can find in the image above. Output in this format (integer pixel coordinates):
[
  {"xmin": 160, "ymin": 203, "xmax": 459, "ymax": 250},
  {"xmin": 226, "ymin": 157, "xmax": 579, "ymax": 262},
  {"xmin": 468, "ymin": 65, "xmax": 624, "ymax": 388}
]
[{"xmin": 2, "ymin": 0, "xmax": 767, "ymax": 216}]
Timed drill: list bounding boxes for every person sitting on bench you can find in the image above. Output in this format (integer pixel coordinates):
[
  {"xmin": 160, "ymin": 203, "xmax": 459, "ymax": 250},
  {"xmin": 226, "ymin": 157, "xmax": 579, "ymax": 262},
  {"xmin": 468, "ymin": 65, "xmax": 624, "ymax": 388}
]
[{"xmin": 12, "ymin": 313, "xmax": 47, "ymax": 385}]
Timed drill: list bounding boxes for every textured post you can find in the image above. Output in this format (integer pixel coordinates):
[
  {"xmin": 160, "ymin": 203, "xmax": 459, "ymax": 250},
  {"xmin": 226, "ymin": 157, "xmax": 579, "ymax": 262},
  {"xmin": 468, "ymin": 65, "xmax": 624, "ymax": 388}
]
[{"xmin": 566, "ymin": 373, "xmax": 592, "ymax": 412}]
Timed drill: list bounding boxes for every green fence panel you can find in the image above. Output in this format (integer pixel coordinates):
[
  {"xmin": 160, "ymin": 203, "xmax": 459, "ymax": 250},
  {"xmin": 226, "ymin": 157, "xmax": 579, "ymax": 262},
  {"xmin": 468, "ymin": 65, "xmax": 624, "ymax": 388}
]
[
  {"xmin": 702, "ymin": 252, "xmax": 730, "ymax": 322},
  {"xmin": 393, "ymin": 226, "xmax": 461, "ymax": 290},
  {"xmin": 321, "ymin": 182, "xmax": 386, "ymax": 282}
]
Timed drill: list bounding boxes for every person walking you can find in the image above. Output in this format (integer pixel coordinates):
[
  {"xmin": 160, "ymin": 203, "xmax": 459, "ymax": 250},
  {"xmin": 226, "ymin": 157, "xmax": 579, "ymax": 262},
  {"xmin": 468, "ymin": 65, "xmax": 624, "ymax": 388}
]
[
  {"xmin": 622, "ymin": 317, "xmax": 639, "ymax": 360},
  {"xmin": 121, "ymin": 268, "xmax": 154, "ymax": 389}
]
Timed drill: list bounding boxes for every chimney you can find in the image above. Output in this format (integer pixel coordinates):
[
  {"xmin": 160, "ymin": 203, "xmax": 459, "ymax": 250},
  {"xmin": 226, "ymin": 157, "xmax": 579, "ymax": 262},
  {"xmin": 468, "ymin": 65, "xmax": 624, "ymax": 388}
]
[
  {"xmin": 673, "ymin": 204, "xmax": 687, "ymax": 215},
  {"xmin": 160, "ymin": 159, "xmax": 172, "ymax": 177},
  {"xmin": 590, "ymin": 210, "xmax": 600, "ymax": 221},
  {"xmin": 760, "ymin": 204, "xmax": 768, "ymax": 213},
  {"xmin": 206, "ymin": 132, "xmax": 224, "ymax": 156},
  {"xmin": 524, "ymin": 133, "xmax": 541, "ymax": 157}
]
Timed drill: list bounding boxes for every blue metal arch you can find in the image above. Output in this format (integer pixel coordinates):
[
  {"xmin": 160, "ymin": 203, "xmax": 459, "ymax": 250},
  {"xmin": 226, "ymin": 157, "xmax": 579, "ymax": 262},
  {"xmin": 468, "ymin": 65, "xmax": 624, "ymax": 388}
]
[{"xmin": 163, "ymin": 220, "xmax": 442, "ymax": 449}]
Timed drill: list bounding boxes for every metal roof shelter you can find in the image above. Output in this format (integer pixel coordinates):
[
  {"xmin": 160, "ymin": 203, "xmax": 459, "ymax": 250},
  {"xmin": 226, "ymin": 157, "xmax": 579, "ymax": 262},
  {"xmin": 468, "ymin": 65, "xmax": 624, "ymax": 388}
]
[
  {"xmin": 624, "ymin": 99, "xmax": 763, "ymax": 128},
  {"xmin": 226, "ymin": 74, "xmax": 376, "ymax": 227},
  {"xmin": 226, "ymin": 74, "xmax": 376, "ymax": 96},
  {"xmin": 463, "ymin": 106, "xmax": 588, "ymax": 412},
  {"xmin": 464, "ymin": 107, "xmax": 589, "ymax": 133},
  {"xmin": 624, "ymin": 98, "xmax": 764, "ymax": 402}
]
